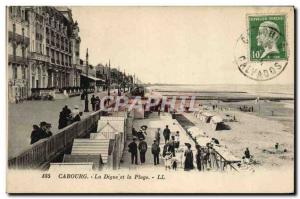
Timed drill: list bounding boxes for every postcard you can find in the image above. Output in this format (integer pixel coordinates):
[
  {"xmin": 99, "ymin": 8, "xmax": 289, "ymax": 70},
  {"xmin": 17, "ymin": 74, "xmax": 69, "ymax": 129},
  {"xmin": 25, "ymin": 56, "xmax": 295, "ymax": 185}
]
[{"xmin": 6, "ymin": 6, "xmax": 295, "ymax": 194}]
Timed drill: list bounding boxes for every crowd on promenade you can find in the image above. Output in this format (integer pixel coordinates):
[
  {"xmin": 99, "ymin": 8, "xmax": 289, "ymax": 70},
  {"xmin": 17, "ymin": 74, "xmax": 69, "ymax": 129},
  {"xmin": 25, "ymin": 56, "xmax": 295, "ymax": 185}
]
[{"xmin": 128, "ymin": 125, "xmax": 197, "ymax": 171}]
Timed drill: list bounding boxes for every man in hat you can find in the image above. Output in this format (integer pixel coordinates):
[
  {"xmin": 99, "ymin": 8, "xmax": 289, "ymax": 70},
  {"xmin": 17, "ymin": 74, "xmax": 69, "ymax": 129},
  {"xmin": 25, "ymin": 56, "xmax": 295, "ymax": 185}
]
[
  {"xmin": 151, "ymin": 140, "xmax": 160, "ymax": 165},
  {"xmin": 163, "ymin": 125, "xmax": 171, "ymax": 144},
  {"xmin": 138, "ymin": 137, "xmax": 148, "ymax": 164},
  {"xmin": 45, "ymin": 122, "xmax": 53, "ymax": 137},
  {"xmin": 128, "ymin": 137, "xmax": 138, "ymax": 165},
  {"xmin": 39, "ymin": 122, "xmax": 52, "ymax": 139}
]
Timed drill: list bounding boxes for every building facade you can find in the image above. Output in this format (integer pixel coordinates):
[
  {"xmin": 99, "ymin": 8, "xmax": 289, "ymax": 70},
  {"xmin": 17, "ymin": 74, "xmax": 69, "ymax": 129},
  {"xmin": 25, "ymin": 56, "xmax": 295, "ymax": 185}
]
[
  {"xmin": 7, "ymin": 6, "xmax": 81, "ymax": 103},
  {"xmin": 7, "ymin": 6, "xmax": 31, "ymax": 103}
]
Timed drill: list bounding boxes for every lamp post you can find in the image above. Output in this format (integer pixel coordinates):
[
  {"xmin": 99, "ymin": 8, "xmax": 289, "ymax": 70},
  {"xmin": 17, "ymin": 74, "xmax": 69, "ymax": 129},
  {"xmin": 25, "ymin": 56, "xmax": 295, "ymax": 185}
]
[
  {"xmin": 107, "ymin": 61, "xmax": 111, "ymax": 97},
  {"xmin": 84, "ymin": 48, "xmax": 89, "ymax": 112}
]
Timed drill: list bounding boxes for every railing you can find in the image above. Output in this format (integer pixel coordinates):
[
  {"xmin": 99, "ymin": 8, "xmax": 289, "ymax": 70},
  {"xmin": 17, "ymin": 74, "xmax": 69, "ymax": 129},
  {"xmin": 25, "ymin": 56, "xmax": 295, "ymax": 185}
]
[
  {"xmin": 207, "ymin": 148, "xmax": 240, "ymax": 172},
  {"xmin": 30, "ymin": 52, "xmax": 50, "ymax": 63},
  {"xmin": 8, "ymin": 110, "xmax": 102, "ymax": 169}
]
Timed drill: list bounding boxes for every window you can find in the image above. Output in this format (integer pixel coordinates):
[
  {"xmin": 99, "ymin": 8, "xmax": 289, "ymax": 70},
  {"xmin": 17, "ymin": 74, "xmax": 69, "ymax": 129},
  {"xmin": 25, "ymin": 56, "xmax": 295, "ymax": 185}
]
[
  {"xmin": 22, "ymin": 46, "xmax": 25, "ymax": 58},
  {"xmin": 22, "ymin": 66, "xmax": 26, "ymax": 79},
  {"xmin": 9, "ymin": 7, "xmax": 12, "ymax": 16},
  {"xmin": 25, "ymin": 10, "xmax": 29, "ymax": 21},
  {"xmin": 13, "ymin": 65, "xmax": 17, "ymax": 79}
]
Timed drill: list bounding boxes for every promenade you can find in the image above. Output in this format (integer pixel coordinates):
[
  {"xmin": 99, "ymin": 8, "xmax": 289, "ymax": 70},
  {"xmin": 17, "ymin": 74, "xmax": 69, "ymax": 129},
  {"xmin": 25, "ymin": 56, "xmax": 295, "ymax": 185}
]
[
  {"xmin": 120, "ymin": 112, "xmax": 196, "ymax": 171},
  {"xmin": 8, "ymin": 91, "xmax": 109, "ymax": 157}
]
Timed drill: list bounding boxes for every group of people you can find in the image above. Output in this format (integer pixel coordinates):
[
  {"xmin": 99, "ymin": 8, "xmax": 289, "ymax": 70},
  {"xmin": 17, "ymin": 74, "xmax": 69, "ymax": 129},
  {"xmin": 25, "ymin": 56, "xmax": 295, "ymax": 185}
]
[
  {"xmin": 30, "ymin": 121, "xmax": 53, "ymax": 144},
  {"xmin": 90, "ymin": 95, "xmax": 101, "ymax": 111},
  {"xmin": 58, "ymin": 105, "xmax": 82, "ymax": 129},
  {"xmin": 129, "ymin": 126, "xmax": 149, "ymax": 164},
  {"xmin": 128, "ymin": 124, "xmax": 224, "ymax": 171}
]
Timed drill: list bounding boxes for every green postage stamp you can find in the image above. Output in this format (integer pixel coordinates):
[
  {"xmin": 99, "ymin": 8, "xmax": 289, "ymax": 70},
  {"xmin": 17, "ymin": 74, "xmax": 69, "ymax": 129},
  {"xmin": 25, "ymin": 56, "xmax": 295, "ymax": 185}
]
[{"xmin": 248, "ymin": 15, "xmax": 287, "ymax": 61}]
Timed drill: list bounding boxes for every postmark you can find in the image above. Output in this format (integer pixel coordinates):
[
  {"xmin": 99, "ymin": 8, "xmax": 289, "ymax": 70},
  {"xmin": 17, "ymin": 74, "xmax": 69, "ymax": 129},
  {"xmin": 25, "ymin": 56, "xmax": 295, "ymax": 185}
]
[{"xmin": 234, "ymin": 14, "xmax": 288, "ymax": 81}]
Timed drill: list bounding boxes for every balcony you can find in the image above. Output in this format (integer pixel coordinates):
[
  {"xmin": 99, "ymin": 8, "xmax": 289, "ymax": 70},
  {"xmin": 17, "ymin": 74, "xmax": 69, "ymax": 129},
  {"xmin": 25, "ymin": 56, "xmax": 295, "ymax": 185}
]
[
  {"xmin": 29, "ymin": 52, "xmax": 50, "ymax": 63},
  {"xmin": 8, "ymin": 31, "xmax": 30, "ymax": 47},
  {"xmin": 8, "ymin": 55, "xmax": 28, "ymax": 65}
]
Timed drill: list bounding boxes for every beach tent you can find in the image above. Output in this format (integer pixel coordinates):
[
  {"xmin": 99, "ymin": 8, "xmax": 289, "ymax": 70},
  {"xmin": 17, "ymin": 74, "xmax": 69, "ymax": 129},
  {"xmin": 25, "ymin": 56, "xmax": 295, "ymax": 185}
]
[
  {"xmin": 210, "ymin": 115, "xmax": 228, "ymax": 130},
  {"xmin": 200, "ymin": 112, "xmax": 214, "ymax": 123}
]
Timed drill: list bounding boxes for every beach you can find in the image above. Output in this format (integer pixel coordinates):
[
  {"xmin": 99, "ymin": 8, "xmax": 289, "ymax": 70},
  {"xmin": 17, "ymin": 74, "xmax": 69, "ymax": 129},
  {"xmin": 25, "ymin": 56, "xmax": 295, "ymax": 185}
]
[{"xmin": 148, "ymin": 84, "xmax": 294, "ymax": 170}]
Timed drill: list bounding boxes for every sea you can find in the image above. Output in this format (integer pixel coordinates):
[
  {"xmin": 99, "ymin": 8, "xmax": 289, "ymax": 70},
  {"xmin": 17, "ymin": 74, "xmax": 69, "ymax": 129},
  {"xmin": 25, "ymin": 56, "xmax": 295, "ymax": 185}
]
[{"xmin": 147, "ymin": 84, "xmax": 294, "ymax": 98}]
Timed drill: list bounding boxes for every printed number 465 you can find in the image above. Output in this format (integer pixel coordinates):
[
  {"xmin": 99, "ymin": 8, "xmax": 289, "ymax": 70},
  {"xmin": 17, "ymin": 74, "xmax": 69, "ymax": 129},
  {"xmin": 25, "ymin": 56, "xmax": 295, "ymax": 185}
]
[{"xmin": 42, "ymin": 173, "xmax": 50, "ymax": 178}]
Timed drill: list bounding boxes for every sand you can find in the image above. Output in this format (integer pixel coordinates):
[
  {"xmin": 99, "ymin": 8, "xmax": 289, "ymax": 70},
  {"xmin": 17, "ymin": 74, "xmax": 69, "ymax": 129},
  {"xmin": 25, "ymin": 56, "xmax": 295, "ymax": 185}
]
[{"xmin": 184, "ymin": 102, "xmax": 294, "ymax": 169}]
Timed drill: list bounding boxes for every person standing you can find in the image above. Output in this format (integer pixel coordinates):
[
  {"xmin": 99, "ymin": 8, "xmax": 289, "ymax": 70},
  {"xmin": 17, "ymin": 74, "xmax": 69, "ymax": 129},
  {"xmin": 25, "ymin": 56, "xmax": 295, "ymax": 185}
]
[
  {"xmin": 151, "ymin": 140, "xmax": 160, "ymax": 165},
  {"xmin": 91, "ymin": 95, "xmax": 96, "ymax": 111},
  {"xmin": 244, "ymin": 147, "xmax": 251, "ymax": 159},
  {"xmin": 30, "ymin": 125, "xmax": 41, "ymax": 144},
  {"xmin": 168, "ymin": 136, "xmax": 176, "ymax": 156},
  {"xmin": 128, "ymin": 138, "xmax": 138, "ymax": 165},
  {"xmin": 175, "ymin": 131, "xmax": 180, "ymax": 149},
  {"xmin": 44, "ymin": 123, "xmax": 53, "ymax": 137},
  {"xmin": 138, "ymin": 138, "xmax": 148, "ymax": 164},
  {"xmin": 58, "ymin": 110, "xmax": 66, "ymax": 129},
  {"xmin": 195, "ymin": 145, "xmax": 203, "ymax": 171},
  {"xmin": 95, "ymin": 96, "xmax": 101, "ymax": 111},
  {"xmin": 163, "ymin": 125, "xmax": 171, "ymax": 144},
  {"xmin": 155, "ymin": 128, "xmax": 161, "ymax": 145},
  {"xmin": 184, "ymin": 143, "xmax": 194, "ymax": 171}
]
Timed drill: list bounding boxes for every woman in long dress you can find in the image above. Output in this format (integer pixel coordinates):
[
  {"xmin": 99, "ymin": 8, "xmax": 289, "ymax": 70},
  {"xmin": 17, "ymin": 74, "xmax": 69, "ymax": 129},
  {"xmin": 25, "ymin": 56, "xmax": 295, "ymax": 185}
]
[{"xmin": 184, "ymin": 144, "xmax": 194, "ymax": 171}]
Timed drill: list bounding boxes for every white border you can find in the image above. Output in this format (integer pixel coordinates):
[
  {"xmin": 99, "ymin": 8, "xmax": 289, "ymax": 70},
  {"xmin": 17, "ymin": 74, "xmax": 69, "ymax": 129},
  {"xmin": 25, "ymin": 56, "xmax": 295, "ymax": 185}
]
[{"xmin": 0, "ymin": 0, "xmax": 299, "ymax": 198}]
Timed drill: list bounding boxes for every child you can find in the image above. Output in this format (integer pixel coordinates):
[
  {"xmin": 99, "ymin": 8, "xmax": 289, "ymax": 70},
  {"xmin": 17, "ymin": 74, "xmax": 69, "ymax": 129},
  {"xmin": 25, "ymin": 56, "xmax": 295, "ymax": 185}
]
[{"xmin": 162, "ymin": 151, "xmax": 173, "ymax": 170}]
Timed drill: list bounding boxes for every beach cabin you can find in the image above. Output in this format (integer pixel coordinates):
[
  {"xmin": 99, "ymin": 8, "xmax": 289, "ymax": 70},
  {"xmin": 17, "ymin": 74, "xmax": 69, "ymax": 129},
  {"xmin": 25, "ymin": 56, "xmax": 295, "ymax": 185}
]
[
  {"xmin": 70, "ymin": 138, "xmax": 111, "ymax": 164},
  {"xmin": 97, "ymin": 116, "xmax": 126, "ymax": 152},
  {"xmin": 63, "ymin": 154, "xmax": 102, "ymax": 170},
  {"xmin": 48, "ymin": 162, "xmax": 94, "ymax": 172}
]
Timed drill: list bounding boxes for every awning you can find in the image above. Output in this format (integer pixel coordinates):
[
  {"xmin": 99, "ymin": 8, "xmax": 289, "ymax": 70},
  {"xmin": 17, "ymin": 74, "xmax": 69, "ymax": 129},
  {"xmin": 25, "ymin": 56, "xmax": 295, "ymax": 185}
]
[{"xmin": 81, "ymin": 73, "xmax": 105, "ymax": 82}]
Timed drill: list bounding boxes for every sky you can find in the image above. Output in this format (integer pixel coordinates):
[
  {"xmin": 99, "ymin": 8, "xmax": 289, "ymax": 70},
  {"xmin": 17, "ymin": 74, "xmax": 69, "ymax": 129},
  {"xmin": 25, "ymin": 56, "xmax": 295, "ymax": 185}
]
[{"xmin": 71, "ymin": 6, "xmax": 294, "ymax": 85}]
